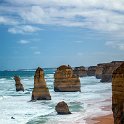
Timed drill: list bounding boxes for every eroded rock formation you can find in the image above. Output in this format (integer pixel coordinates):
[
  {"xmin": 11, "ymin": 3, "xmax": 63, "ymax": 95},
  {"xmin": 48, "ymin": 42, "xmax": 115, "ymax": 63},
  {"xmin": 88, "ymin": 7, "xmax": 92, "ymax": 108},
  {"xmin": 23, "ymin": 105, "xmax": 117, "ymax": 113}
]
[
  {"xmin": 101, "ymin": 61, "xmax": 123, "ymax": 82},
  {"xmin": 32, "ymin": 67, "xmax": 51, "ymax": 100},
  {"xmin": 14, "ymin": 76, "xmax": 24, "ymax": 92},
  {"xmin": 54, "ymin": 65, "xmax": 81, "ymax": 92},
  {"xmin": 73, "ymin": 66, "xmax": 87, "ymax": 77},
  {"xmin": 87, "ymin": 66, "xmax": 96, "ymax": 76},
  {"xmin": 55, "ymin": 101, "xmax": 71, "ymax": 114},
  {"xmin": 112, "ymin": 63, "xmax": 124, "ymax": 124},
  {"xmin": 95, "ymin": 63, "xmax": 105, "ymax": 79}
]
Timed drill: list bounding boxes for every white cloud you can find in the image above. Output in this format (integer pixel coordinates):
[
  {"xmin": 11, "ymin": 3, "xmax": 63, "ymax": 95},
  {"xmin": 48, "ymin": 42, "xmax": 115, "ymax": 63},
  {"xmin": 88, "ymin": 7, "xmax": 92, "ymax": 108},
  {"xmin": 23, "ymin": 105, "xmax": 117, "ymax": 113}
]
[
  {"xmin": 0, "ymin": 0, "xmax": 124, "ymax": 32},
  {"xmin": 18, "ymin": 40, "xmax": 30, "ymax": 44},
  {"xmin": 0, "ymin": 16, "xmax": 18, "ymax": 25},
  {"xmin": 34, "ymin": 51, "xmax": 41, "ymax": 55},
  {"xmin": 20, "ymin": 6, "xmax": 46, "ymax": 24},
  {"xmin": 105, "ymin": 41, "xmax": 124, "ymax": 51},
  {"xmin": 8, "ymin": 25, "xmax": 42, "ymax": 34}
]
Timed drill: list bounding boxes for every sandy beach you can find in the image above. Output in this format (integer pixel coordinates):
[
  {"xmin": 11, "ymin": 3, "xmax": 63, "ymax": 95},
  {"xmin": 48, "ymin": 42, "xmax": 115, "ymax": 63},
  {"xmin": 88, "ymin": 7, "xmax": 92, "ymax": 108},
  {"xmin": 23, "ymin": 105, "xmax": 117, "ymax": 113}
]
[
  {"xmin": 93, "ymin": 114, "xmax": 114, "ymax": 124},
  {"xmin": 86, "ymin": 103, "xmax": 114, "ymax": 124},
  {"xmin": 86, "ymin": 106, "xmax": 114, "ymax": 124}
]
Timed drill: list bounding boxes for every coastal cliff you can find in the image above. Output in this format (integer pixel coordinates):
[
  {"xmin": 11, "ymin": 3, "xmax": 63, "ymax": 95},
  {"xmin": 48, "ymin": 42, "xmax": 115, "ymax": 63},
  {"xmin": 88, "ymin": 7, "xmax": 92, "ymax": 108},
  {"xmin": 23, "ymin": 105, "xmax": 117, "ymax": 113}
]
[
  {"xmin": 100, "ymin": 61, "xmax": 123, "ymax": 82},
  {"xmin": 112, "ymin": 63, "xmax": 124, "ymax": 124},
  {"xmin": 73, "ymin": 66, "xmax": 87, "ymax": 77},
  {"xmin": 95, "ymin": 63, "xmax": 105, "ymax": 79},
  {"xmin": 87, "ymin": 66, "xmax": 96, "ymax": 76}
]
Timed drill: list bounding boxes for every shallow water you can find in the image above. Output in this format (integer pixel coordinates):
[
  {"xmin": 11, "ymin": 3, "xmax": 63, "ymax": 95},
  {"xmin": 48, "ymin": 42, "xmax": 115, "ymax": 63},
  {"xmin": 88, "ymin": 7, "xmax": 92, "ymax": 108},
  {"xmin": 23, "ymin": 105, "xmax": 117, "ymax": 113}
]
[{"xmin": 0, "ymin": 69, "xmax": 112, "ymax": 124}]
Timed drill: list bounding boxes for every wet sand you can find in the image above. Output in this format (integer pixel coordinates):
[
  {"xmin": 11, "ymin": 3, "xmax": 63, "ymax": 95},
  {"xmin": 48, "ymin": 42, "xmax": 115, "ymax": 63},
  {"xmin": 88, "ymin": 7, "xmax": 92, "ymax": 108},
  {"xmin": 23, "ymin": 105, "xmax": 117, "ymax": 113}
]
[
  {"xmin": 86, "ymin": 113, "xmax": 114, "ymax": 124},
  {"xmin": 92, "ymin": 114, "xmax": 114, "ymax": 124},
  {"xmin": 86, "ymin": 99, "xmax": 114, "ymax": 124}
]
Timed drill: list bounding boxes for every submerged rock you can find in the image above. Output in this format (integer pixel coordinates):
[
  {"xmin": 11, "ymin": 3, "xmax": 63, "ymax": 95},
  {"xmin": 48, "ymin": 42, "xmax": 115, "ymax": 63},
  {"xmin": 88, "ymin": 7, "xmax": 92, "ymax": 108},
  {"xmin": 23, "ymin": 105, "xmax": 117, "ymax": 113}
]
[
  {"xmin": 73, "ymin": 66, "xmax": 87, "ymax": 77},
  {"xmin": 55, "ymin": 101, "xmax": 71, "ymax": 114},
  {"xmin": 54, "ymin": 65, "xmax": 81, "ymax": 92},
  {"xmin": 14, "ymin": 76, "xmax": 24, "ymax": 92},
  {"xmin": 11, "ymin": 117, "xmax": 15, "ymax": 119},
  {"xmin": 31, "ymin": 67, "xmax": 51, "ymax": 100},
  {"xmin": 112, "ymin": 63, "xmax": 124, "ymax": 124}
]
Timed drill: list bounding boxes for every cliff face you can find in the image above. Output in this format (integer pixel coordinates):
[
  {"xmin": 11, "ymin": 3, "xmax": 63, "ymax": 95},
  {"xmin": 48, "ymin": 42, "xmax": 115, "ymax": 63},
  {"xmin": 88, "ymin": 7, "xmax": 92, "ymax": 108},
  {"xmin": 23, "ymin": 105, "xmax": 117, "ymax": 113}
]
[
  {"xmin": 55, "ymin": 101, "xmax": 71, "ymax": 114},
  {"xmin": 73, "ymin": 66, "xmax": 87, "ymax": 77},
  {"xmin": 32, "ymin": 67, "xmax": 51, "ymax": 100},
  {"xmin": 101, "ymin": 62, "xmax": 123, "ymax": 82},
  {"xmin": 100, "ymin": 63, "xmax": 113, "ymax": 82},
  {"xmin": 112, "ymin": 63, "xmax": 124, "ymax": 124},
  {"xmin": 14, "ymin": 76, "xmax": 24, "ymax": 92},
  {"xmin": 87, "ymin": 66, "xmax": 96, "ymax": 76},
  {"xmin": 95, "ymin": 61, "xmax": 123, "ymax": 82},
  {"xmin": 54, "ymin": 65, "xmax": 81, "ymax": 92},
  {"xmin": 95, "ymin": 63, "xmax": 105, "ymax": 79}
]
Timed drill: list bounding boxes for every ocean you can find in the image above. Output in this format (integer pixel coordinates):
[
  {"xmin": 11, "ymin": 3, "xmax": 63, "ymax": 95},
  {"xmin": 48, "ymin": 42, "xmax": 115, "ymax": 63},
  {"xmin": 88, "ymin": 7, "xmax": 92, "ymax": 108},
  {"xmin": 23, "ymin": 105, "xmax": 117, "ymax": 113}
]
[{"xmin": 0, "ymin": 69, "xmax": 112, "ymax": 124}]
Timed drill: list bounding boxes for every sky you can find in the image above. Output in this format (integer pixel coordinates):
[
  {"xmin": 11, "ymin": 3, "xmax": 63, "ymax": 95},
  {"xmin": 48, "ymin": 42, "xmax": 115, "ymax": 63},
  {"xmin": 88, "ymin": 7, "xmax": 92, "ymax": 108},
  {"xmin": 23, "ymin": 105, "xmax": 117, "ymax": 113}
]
[{"xmin": 0, "ymin": 0, "xmax": 124, "ymax": 70}]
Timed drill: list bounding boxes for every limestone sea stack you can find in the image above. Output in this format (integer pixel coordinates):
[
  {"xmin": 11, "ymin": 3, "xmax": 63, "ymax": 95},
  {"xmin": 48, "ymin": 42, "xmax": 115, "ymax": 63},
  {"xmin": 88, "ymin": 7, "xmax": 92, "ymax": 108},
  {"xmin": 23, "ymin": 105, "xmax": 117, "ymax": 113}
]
[
  {"xmin": 87, "ymin": 66, "xmax": 96, "ymax": 76},
  {"xmin": 54, "ymin": 65, "xmax": 81, "ymax": 92},
  {"xmin": 14, "ymin": 76, "xmax": 24, "ymax": 92},
  {"xmin": 112, "ymin": 63, "xmax": 124, "ymax": 124},
  {"xmin": 73, "ymin": 66, "xmax": 87, "ymax": 77},
  {"xmin": 55, "ymin": 101, "xmax": 71, "ymax": 114},
  {"xmin": 32, "ymin": 67, "xmax": 51, "ymax": 100}
]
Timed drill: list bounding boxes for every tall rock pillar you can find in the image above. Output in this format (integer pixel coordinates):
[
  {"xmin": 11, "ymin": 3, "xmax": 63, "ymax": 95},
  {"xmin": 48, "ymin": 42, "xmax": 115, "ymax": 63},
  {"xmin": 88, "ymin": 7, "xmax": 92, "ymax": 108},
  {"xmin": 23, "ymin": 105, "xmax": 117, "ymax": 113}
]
[
  {"xmin": 32, "ymin": 67, "xmax": 51, "ymax": 100},
  {"xmin": 14, "ymin": 76, "xmax": 24, "ymax": 92}
]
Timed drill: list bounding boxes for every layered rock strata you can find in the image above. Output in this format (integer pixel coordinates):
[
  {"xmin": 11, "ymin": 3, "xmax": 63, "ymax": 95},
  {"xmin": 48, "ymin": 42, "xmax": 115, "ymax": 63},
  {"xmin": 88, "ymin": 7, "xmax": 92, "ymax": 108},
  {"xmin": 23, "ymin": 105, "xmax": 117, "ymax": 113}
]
[
  {"xmin": 87, "ymin": 66, "xmax": 96, "ymax": 76},
  {"xmin": 54, "ymin": 65, "xmax": 81, "ymax": 92},
  {"xmin": 14, "ymin": 76, "xmax": 24, "ymax": 92},
  {"xmin": 55, "ymin": 101, "xmax": 71, "ymax": 114},
  {"xmin": 112, "ymin": 63, "xmax": 124, "ymax": 124},
  {"xmin": 101, "ymin": 61, "xmax": 123, "ymax": 82},
  {"xmin": 95, "ymin": 63, "xmax": 106, "ymax": 79},
  {"xmin": 73, "ymin": 66, "xmax": 87, "ymax": 77},
  {"xmin": 32, "ymin": 67, "xmax": 51, "ymax": 100}
]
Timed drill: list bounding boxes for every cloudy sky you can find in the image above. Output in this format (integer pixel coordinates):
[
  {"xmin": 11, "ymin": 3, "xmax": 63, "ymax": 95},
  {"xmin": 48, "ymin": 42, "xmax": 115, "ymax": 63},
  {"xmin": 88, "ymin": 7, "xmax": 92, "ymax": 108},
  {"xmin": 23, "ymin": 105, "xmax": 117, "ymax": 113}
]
[{"xmin": 0, "ymin": 0, "xmax": 124, "ymax": 70}]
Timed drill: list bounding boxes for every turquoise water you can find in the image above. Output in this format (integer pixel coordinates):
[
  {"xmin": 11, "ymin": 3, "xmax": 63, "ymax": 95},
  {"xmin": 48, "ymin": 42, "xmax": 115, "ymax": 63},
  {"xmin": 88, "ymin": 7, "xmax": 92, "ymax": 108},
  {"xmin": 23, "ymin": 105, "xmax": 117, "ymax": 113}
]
[
  {"xmin": 0, "ymin": 68, "xmax": 55, "ymax": 79},
  {"xmin": 0, "ymin": 69, "xmax": 112, "ymax": 124}
]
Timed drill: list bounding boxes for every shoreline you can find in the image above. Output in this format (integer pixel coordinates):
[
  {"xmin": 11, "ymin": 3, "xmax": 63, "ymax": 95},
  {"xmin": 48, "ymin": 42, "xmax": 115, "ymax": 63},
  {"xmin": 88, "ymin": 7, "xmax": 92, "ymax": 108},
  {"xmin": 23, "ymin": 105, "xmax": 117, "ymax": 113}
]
[
  {"xmin": 93, "ymin": 114, "xmax": 113, "ymax": 124},
  {"xmin": 86, "ymin": 113, "xmax": 114, "ymax": 124},
  {"xmin": 86, "ymin": 101, "xmax": 114, "ymax": 124},
  {"xmin": 86, "ymin": 112, "xmax": 114, "ymax": 124}
]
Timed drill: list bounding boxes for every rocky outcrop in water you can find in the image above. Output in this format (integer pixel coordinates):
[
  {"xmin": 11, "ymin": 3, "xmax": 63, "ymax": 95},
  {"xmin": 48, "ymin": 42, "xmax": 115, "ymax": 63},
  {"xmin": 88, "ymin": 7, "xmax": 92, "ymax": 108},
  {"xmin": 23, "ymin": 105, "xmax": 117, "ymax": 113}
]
[
  {"xmin": 95, "ymin": 63, "xmax": 105, "ymax": 79},
  {"xmin": 14, "ymin": 76, "xmax": 24, "ymax": 92},
  {"xmin": 101, "ymin": 61, "xmax": 123, "ymax": 82},
  {"xmin": 55, "ymin": 101, "xmax": 71, "ymax": 114},
  {"xmin": 73, "ymin": 66, "xmax": 87, "ymax": 77},
  {"xmin": 87, "ymin": 66, "xmax": 96, "ymax": 76},
  {"xmin": 32, "ymin": 67, "xmax": 51, "ymax": 100},
  {"xmin": 112, "ymin": 63, "xmax": 124, "ymax": 124},
  {"xmin": 54, "ymin": 65, "xmax": 81, "ymax": 92}
]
